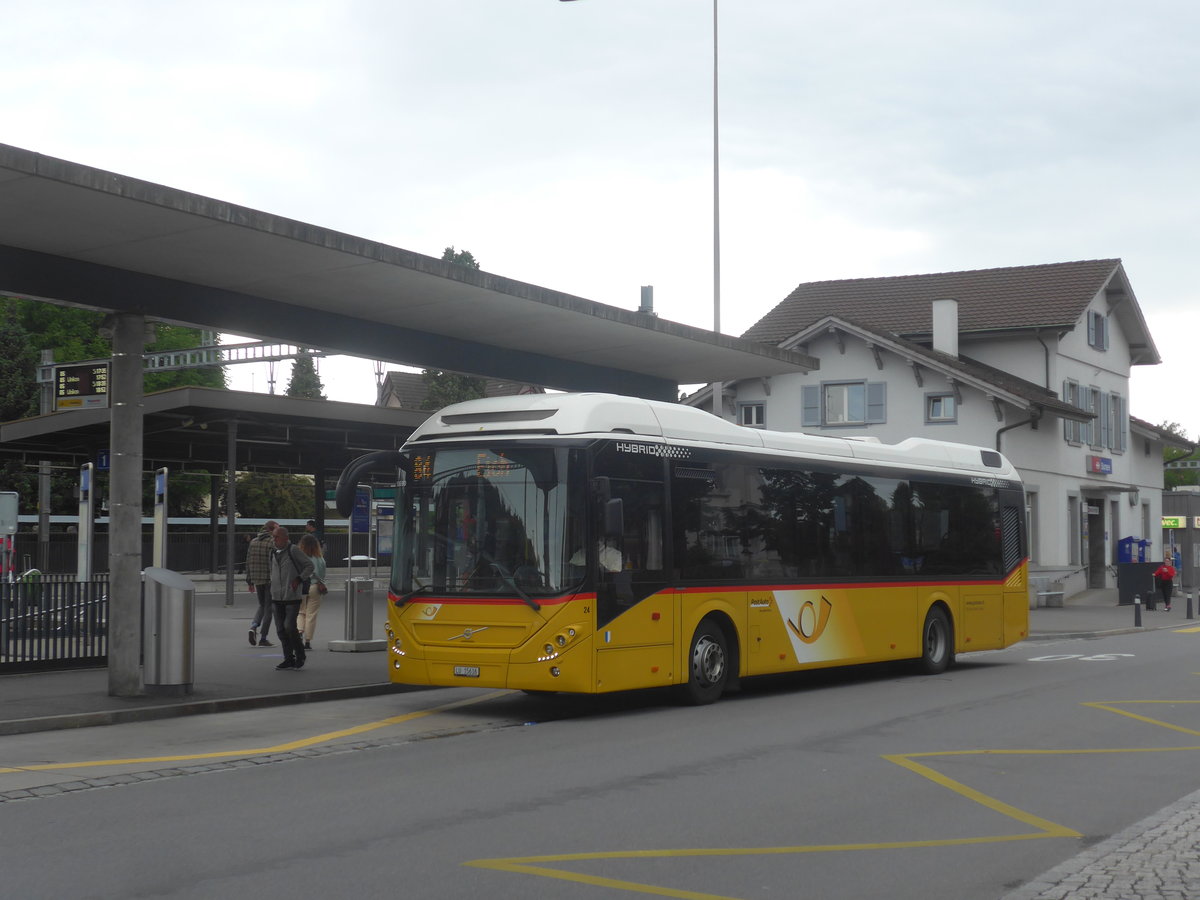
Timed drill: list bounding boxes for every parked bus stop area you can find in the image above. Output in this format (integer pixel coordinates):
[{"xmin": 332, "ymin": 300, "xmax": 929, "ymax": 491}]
[{"xmin": 0, "ymin": 583, "xmax": 1189, "ymax": 736}]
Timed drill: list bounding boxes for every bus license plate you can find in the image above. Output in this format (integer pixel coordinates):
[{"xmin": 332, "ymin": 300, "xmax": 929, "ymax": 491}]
[{"xmin": 453, "ymin": 665, "xmax": 480, "ymax": 678}]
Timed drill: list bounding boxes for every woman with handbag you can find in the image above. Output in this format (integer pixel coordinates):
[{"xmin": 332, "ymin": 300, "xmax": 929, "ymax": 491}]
[{"xmin": 297, "ymin": 533, "xmax": 328, "ymax": 650}]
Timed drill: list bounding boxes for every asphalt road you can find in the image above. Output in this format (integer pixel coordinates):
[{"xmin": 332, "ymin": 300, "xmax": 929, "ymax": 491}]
[{"xmin": 4, "ymin": 626, "xmax": 1200, "ymax": 900}]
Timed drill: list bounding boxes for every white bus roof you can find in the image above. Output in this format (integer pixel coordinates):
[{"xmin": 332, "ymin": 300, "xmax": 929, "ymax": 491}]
[{"xmin": 406, "ymin": 393, "xmax": 1020, "ymax": 481}]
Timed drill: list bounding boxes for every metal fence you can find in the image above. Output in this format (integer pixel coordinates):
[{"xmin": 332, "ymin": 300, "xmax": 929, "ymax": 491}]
[
  {"xmin": 8, "ymin": 532, "xmax": 367, "ymax": 576},
  {"xmin": 1, "ymin": 574, "xmax": 110, "ymax": 672}
]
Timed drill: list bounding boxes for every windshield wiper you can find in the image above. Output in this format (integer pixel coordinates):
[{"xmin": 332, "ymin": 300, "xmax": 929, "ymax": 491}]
[
  {"xmin": 393, "ymin": 581, "xmax": 429, "ymax": 606},
  {"xmin": 498, "ymin": 570, "xmax": 541, "ymax": 612},
  {"xmin": 475, "ymin": 550, "xmax": 541, "ymax": 612}
]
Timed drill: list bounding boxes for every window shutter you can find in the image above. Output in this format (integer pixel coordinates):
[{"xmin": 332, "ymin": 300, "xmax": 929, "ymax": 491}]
[
  {"xmin": 1083, "ymin": 388, "xmax": 1097, "ymax": 446},
  {"xmin": 1087, "ymin": 312, "xmax": 1096, "ymax": 347},
  {"xmin": 801, "ymin": 385, "xmax": 820, "ymax": 426},
  {"xmin": 1099, "ymin": 392, "xmax": 1111, "ymax": 448},
  {"xmin": 1063, "ymin": 380, "xmax": 1075, "ymax": 441},
  {"xmin": 865, "ymin": 382, "xmax": 886, "ymax": 423},
  {"xmin": 1113, "ymin": 394, "xmax": 1127, "ymax": 452}
]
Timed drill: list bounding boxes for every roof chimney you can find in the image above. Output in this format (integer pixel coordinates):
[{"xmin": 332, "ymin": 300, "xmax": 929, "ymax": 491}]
[
  {"xmin": 639, "ymin": 285, "xmax": 656, "ymax": 316},
  {"xmin": 932, "ymin": 299, "xmax": 959, "ymax": 357}
]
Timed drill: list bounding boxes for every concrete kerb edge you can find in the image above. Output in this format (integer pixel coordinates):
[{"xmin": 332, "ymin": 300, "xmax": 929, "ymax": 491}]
[
  {"xmin": 0, "ymin": 682, "xmax": 408, "ymax": 737},
  {"xmin": 1023, "ymin": 620, "xmax": 1187, "ymax": 642},
  {"xmin": 1002, "ymin": 783, "xmax": 1200, "ymax": 900}
]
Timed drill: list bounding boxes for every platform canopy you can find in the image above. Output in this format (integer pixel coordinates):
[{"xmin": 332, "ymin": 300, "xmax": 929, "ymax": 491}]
[
  {"xmin": 0, "ymin": 143, "xmax": 816, "ymax": 401},
  {"xmin": 0, "ymin": 386, "xmax": 428, "ymax": 474}
]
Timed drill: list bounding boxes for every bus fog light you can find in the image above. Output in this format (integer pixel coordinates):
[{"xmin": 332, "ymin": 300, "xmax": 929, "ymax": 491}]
[
  {"xmin": 392, "ymin": 660, "xmax": 402, "ymax": 670},
  {"xmin": 550, "ymin": 666, "xmax": 561, "ymax": 677}
]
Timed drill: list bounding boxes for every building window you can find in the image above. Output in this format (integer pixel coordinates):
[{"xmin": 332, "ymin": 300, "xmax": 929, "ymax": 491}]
[
  {"xmin": 738, "ymin": 403, "xmax": 765, "ymax": 428},
  {"xmin": 1087, "ymin": 311, "xmax": 1109, "ymax": 351},
  {"xmin": 802, "ymin": 382, "xmax": 886, "ymax": 427},
  {"xmin": 926, "ymin": 393, "xmax": 956, "ymax": 423}
]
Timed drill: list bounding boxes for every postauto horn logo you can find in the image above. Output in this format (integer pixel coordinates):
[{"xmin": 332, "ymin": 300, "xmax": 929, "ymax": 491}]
[{"xmin": 774, "ymin": 590, "xmax": 866, "ymax": 663}]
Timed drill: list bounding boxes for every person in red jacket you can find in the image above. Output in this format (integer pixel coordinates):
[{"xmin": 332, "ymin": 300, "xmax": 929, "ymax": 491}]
[{"xmin": 1154, "ymin": 558, "xmax": 1178, "ymax": 611}]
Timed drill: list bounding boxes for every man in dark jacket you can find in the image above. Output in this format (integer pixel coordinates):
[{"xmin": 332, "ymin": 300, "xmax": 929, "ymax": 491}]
[
  {"xmin": 244, "ymin": 520, "xmax": 278, "ymax": 646},
  {"xmin": 269, "ymin": 526, "xmax": 314, "ymax": 670}
]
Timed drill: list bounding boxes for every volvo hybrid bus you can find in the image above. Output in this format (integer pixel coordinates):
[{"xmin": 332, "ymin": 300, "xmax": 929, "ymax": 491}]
[{"xmin": 336, "ymin": 392, "xmax": 1028, "ymax": 704}]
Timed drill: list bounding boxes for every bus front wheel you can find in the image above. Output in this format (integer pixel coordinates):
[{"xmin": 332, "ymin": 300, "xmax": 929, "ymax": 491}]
[
  {"xmin": 917, "ymin": 606, "xmax": 953, "ymax": 675},
  {"xmin": 683, "ymin": 618, "xmax": 730, "ymax": 705}
]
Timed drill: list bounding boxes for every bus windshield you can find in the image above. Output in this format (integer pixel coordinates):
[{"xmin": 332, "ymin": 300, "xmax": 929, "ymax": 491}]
[{"xmin": 392, "ymin": 446, "xmax": 584, "ymax": 600}]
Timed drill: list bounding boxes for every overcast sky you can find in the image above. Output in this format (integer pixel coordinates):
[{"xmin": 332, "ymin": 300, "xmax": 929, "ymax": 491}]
[{"xmin": 6, "ymin": 1, "xmax": 1199, "ymax": 433}]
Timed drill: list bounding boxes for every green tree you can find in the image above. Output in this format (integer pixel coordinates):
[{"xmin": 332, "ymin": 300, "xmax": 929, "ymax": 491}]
[
  {"xmin": 236, "ymin": 471, "xmax": 314, "ymax": 519},
  {"xmin": 144, "ymin": 326, "xmax": 227, "ymax": 393},
  {"xmin": 0, "ymin": 302, "xmax": 38, "ymax": 422},
  {"xmin": 420, "ymin": 369, "xmax": 487, "ymax": 409},
  {"xmin": 285, "ymin": 349, "xmax": 326, "ymax": 400},
  {"xmin": 420, "ymin": 248, "xmax": 488, "ymax": 409},
  {"xmin": 0, "ymin": 298, "xmax": 230, "ymax": 514},
  {"xmin": 441, "ymin": 246, "xmax": 480, "ymax": 269},
  {"xmin": 1162, "ymin": 421, "xmax": 1198, "ymax": 489}
]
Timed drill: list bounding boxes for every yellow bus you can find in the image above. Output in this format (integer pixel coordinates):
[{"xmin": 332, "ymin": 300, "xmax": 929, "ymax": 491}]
[{"xmin": 337, "ymin": 393, "xmax": 1028, "ymax": 704}]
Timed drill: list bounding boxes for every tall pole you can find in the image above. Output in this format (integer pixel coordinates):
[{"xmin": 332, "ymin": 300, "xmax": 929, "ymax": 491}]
[
  {"xmin": 711, "ymin": 0, "xmax": 722, "ymax": 417},
  {"xmin": 107, "ymin": 313, "xmax": 146, "ymax": 697}
]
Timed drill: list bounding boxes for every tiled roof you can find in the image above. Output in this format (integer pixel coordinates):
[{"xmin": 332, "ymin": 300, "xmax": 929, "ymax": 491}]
[
  {"xmin": 378, "ymin": 372, "xmax": 544, "ymax": 410},
  {"xmin": 741, "ymin": 259, "xmax": 1123, "ymax": 346}
]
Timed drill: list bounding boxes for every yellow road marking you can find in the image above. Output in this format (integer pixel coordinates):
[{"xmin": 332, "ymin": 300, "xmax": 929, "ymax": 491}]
[
  {"xmin": 465, "ymin": 702, "xmax": 1200, "ymax": 897},
  {"xmin": 0, "ymin": 690, "xmax": 511, "ymax": 774},
  {"xmin": 1173, "ymin": 627, "xmax": 1200, "ymax": 633},
  {"xmin": 1083, "ymin": 700, "xmax": 1200, "ymax": 736}
]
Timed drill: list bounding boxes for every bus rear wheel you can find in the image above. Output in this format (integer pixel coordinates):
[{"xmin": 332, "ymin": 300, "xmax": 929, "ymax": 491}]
[
  {"xmin": 917, "ymin": 606, "xmax": 953, "ymax": 675},
  {"xmin": 683, "ymin": 618, "xmax": 730, "ymax": 705}
]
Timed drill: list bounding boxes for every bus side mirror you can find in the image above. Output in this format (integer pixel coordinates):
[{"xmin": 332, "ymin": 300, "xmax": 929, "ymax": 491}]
[
  {"xmin": 335, "ymin": 451, "xmax": 408, "ymax": 517},
  {"xmin": 604, "ymin": 498, "xmax": 624, "ymax": 541}
]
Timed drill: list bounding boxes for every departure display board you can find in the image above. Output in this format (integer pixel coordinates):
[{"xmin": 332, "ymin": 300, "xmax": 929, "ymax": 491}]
[{"xmin": 54, "ymin": 363, "xmax": 110, "ymax": 410}]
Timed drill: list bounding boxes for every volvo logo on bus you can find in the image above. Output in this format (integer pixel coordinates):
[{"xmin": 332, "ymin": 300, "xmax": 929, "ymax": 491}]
[{"xmin": 449, "ymin": 626, "xmax": 489, "ymax": 641}]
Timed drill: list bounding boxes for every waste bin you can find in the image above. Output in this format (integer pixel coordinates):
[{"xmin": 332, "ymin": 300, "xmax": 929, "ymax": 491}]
[
  {"xmin": 329, "ymin": 577, "xmax": 386, "ymax": 652},
  {"xmin": 143, "ymin": 567, "xmax": 196, "ymax": 695},
  {"xmin": 345, "ymin": 577, "xmax": 375, "ymax": 641},
  {"xmin": 1117, "ymin": 562, "xmax": 1156, "ymax": 608}
]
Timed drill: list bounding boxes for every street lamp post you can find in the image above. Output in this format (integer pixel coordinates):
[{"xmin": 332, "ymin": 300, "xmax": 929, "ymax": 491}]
[
  {"xmin": 711, "ymin": 0, "xmax": 721, "ymax": 417},
  {"xmin": 561, "ymin": 0, "xmax": 723, "ymax": 415}
]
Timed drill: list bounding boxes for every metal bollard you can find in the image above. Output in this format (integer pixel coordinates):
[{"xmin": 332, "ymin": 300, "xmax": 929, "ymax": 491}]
[
  {"xmin": 1134, "ymin": 594, "xmax": 1142, "ymax": 628},
  {"xmin": 1188, "ymin": 590, "xmax": 1194, "ymax": 621}
]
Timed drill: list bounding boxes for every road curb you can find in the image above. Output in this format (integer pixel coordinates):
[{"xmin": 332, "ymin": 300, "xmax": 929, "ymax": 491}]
[{"xmin": 0, "ymin": 682, "xmax": 408, "ymax": 737}]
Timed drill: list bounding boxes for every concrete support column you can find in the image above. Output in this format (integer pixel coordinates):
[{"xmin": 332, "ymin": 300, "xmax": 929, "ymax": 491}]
[
  {"xmin": 313, "ymin": 464, "xmax": 326, "ymax": 536},
  {"xmin": 224, "ymin": 421, "xmax": 238, "ymax": 606},
  {"xmin": 107, "ymin": 313, "xmax": 146, "ymax": 697}
]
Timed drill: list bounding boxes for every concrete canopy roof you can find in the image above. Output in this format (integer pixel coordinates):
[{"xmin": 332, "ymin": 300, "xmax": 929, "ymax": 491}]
[
  {"xmin": 0, "ymin": 143, "xmax": 817, "ymax": 401},
  {"xmin": 0, "ymin": 387, "xmax": 430, "ymax": 475}
]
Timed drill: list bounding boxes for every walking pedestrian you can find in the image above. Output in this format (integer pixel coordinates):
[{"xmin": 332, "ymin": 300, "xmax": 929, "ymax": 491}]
[
  {"xmin": 269, "ymin": 526, "xmax": 314, "ymax": 670},
  {"xmin": 296, "ymin": 533, "xmax": 327, "ymax": 651},
  {"xmin": 305, "ymin": 519, "xmax": 324, "ymax": 547},
  {"xmin": 244, "ymin": 520, "xmax": 278, "ymax": 646},
  {"xmin": 1154, "ymin": 557, "xmax": 1178, "ymax": 612}
]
